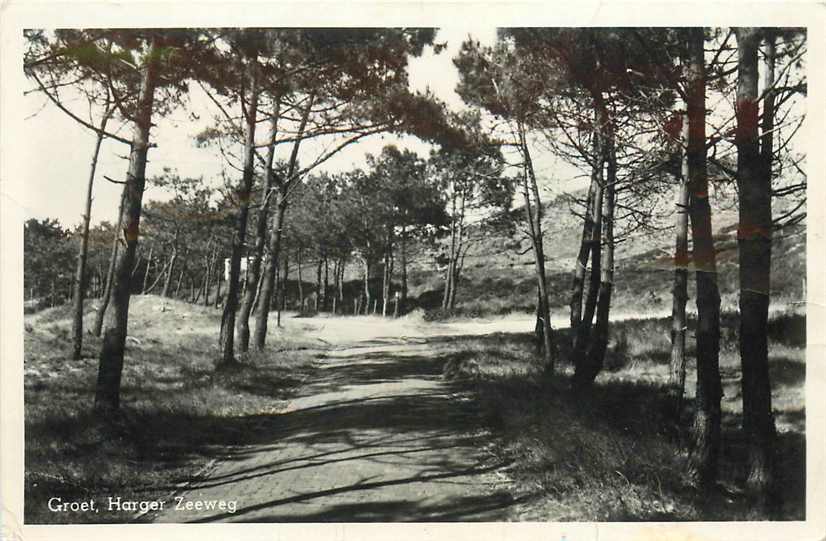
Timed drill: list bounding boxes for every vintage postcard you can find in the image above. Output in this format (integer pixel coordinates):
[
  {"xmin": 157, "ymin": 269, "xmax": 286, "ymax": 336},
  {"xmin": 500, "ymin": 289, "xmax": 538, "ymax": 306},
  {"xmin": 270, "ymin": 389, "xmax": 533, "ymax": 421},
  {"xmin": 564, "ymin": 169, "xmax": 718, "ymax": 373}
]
[{"xmin": 1, "ymin": 2, "xmax": 824, "ymax": 540}]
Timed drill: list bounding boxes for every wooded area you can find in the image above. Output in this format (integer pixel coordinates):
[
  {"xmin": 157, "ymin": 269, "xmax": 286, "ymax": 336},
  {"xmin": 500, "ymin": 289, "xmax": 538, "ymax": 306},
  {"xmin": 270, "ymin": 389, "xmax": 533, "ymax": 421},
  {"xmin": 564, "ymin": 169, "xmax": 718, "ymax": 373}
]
[{"xmin": 22, "ymin": 27, "xmax": 806, "ymax": 522}]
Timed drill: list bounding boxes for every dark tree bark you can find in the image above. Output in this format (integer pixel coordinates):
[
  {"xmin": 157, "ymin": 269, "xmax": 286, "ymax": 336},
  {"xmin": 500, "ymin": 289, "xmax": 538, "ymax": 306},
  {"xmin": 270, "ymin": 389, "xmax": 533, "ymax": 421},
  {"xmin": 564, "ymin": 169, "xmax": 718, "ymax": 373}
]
[
  {"xmin": 253, "ymin": 94, "xmax": 312, "ymax": 348},
  {"xmin": 277, "ymin": 247, "xmax": 288, "ymax": 328},
  {"xmin": 578, "ymin": 125, "xmax": 617, "ymax": 387},
  {"xmin": 94, "ymin": 37, "xmax": 161, "ymax": 412},
  {"xmin": 735, "ymin": 27, "xmax": 778, "ymax": 513},
  {"xmin": 684, "ymin": 28, "xmax": 722, "ymax": 492},
  {"xmin": 219, "ymin": 55, "xmax": 259, "ymax": 367},
  {"xmin": 519, "ymin": 122, "xmax": 556, "ymax": 370},
  {"xmin": 93, "ymin": 189, "xmax": 126, "ymax": 337},
  {"xmin": 670, "ymin": 109, "xmax": 691, "ymax": 411},
  {"xmin": 237, "ymin": 112, "xmax": 278, "ymax": 352},
  {"xmin": 572, "ymin": 110, "xmax": 605, "ymax": 369},
  {"xmin": 72, "ymin": 113, "xmax": 110, "ymax": 360},
  {"xmin": 362, "ymin": 256, "xmax": 371, "ymax": 315},
  {"xmin": 400, "ymin": 226, "xmax": 408, "ymax": 313},
  {"xmin": 570, "ymin": 141, "xmax": 599, "ymax": 331},
  {"xmin": 315, "ymin": 256, "xmax": 322, "ymax": 312}
]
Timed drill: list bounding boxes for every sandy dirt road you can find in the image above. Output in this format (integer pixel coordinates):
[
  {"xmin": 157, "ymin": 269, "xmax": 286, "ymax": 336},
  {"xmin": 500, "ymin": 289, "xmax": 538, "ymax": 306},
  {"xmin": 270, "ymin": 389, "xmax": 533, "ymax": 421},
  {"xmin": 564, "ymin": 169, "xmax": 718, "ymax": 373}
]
[{"xmin": 152, "ymin": 315, "xmax": 526, "ymax": 523}]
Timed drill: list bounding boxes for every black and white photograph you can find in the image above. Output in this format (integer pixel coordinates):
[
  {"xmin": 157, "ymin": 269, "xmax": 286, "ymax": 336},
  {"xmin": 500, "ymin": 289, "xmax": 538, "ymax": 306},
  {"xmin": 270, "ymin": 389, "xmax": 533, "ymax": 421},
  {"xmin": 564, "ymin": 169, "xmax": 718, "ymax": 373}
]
[{"xmin": 1, "ymin": 3, "xmax": 824, "ymax": 540}]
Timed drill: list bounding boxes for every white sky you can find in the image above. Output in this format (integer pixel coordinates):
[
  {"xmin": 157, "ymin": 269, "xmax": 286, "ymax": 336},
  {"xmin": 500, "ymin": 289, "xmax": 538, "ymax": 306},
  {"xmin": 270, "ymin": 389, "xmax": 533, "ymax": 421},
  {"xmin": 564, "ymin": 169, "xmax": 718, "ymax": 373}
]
[{"xmin": 21, "ymin": 27, "xmax": 585, "ymax": 229}]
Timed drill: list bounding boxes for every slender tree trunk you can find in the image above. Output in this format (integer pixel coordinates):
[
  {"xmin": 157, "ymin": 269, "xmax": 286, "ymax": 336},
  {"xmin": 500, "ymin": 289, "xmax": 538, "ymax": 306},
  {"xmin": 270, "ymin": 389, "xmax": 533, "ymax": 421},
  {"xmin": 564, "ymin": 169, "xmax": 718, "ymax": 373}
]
[
  {"xmin": 443, "ymin": 189, "xmax": 457, "ymax": 309},
  {"xmin": 141, "ymin": 243, "xmax": 153, "ymax": 294},
  {"xmin": 215, "ymin": 260, "xmax": 222, "ymax": 308},
  {"xmin": 314, "ymin": 255, "xmax": 322, "ymax": 312},
  {"xmin": 72, "ymin": 120, "xmax": 109, "ymax": 359},
  {"xmin": 735, "ymin": 27, "xmax": 777, "ymax": 514},
  {"xmin": 219, "ymin": 55, "xmax": 259, "ymax": 367},
  {"xmin": 162, "ymin": 242, "xmax": 178, "ymax": 298},
  {"xmin": 254, "ymin": 94, "xmax": 314, "ymax": 347},
  {"xmin": 237, "ymin": 112, "xmax": 278, "ymax": 352},
  {"xmin": 519, "ymin": 123, "xmax": 556, "ymax": 370},
  {"xmin": 363, "ymin": 257, "xmax": 371, "ymax": 315},
  {"xmin": 297, "ymin": 248, "xmax": 304, "ymax": 310},
  {"xmin": 323, "ymin": 255, "xmax": 329, "ymax": 312},
  {"xmin": 400, "ymin": 227, "xmax": 408, "ymax": 313},
  {"xmin": 174, "ymin": 256, "xmax": 186, "ymax": 299},
  {"xmin": 685, "ymin": 28, "xmax": 722, "ymax": 492},
  {"xmin": 570, "ymin": 168, "xmax": 597, "ymax": 330},
  {"xmin": 572, "ymin": 109, "xmax": 605, "ymax": 368},
  {"xmin": 95, "ymin": 38, "xmax": 160, "ymax": 412},
  {"xmin": 277, "ymin": 248, "xmax": 288, "ymax": 328},
  {"xmin": 579, "ymin": 127, "xmax": 616, "ymax": 387},
  {"xmin": 93, "ymin": 189, "xmax": 126, "ymax": 337},
  {"xmin": 670, "ymin": 107, "xmax": 691, "ymax": 411},
  {"xmin": 203, "ymin": 241, "xmax": 215, "ymax": 307}
]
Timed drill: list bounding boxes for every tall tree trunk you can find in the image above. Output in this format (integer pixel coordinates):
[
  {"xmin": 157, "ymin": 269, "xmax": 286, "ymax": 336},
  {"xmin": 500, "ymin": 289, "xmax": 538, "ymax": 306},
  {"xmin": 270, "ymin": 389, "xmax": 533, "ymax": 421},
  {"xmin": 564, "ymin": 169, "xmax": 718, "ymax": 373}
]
[
  {"xmin": 578, "ymin": 126, "xmax": 616, "ymax": 387},
  {"xmin": 735, "ymin": 27, "xmax": 777, "ymax": 513},
  {"xmin": 173, "ymin": 256, "xmax": 187, "ymax": 299},
  {"xmin": 162, "ymin": 242, "xmax": 178, "ymax": 298},
  {"xmin": 94, "ymin": 37, "xmax": 160, "ymax": 412},
  {"xmin": 141, "ymin": 243, "xmax": 153, "ymax": 294},
  {"xmin": 203, "ymin": 241, "xmax": 215, "ymax": 307},
  {"xmin": 215, "ymin": 260, "xmax": 222, "ymax": 308},
  {"xmin": 448, "ymin": 195, "xmax": 466, "ymax": 310},
  {"xmin": 315, "ymin": 255, "xmax": 322, "ymax": 312},
  {"xmin": 685, "ymin": 28, "xmax": 722, "ymax": 492},
  {"xmin": 72, "ymin": 117, "xmax": 109, "ymax": 360},
  {"xmin": 219, "ymin": 55, "xmax": 259, "ymax": 367},
  {"xmin": 237, "ymin": 112, "xmax": 278, "ymax": 352},
  {"xmin": 277, "ymin": 248, "xmax": 288, "ymax": 328},
  {"xmin": 670, "ymin": 107, "xmax": 691, "ymax": 411},
  {"xmin": 572, "ymin": 109, "xmax": 605, "ymax": 368},
  {"xmin": 400, "ymin": 226, "xmax": 408, "ymax": 314},
  {"xmin": 93, "ymin": 188, "xmax": 126, "ymax": 337},
  {"xmin": 297, "ymin": 248, "xmax": 304, "ymax": 310},
  {"xmin": 443, "ymin": 188, "xmax": 458, "ymax": 310},
  {"xmin": 323, "ymin": 255, "xmax": 329, "ymax": 312},
  {"xmin": 363, "ymin": 256, "xmax": 371, "ymax": 315},
  {"xmin": 519, "ymin": 122, "xmax": 556, "ymax": 370},
  {"xmin": 253, "ymin": 94, "xmax": 312, "ymax": 348},
  {"xmin": 570, "ymin": 164, "xmax": 597, "ymax": 330}
]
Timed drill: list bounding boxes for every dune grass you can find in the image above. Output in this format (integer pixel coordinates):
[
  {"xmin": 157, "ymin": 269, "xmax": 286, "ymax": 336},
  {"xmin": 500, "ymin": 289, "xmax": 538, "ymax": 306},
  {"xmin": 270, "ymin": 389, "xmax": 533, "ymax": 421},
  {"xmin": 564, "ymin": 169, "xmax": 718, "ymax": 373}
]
[
  {"xmin": 436, "ymin": 310, "xmax": 805, "ymax": 521},
  {"xmin": 24, "ymin": 295, "xmax": 321, "ymax": 524}
]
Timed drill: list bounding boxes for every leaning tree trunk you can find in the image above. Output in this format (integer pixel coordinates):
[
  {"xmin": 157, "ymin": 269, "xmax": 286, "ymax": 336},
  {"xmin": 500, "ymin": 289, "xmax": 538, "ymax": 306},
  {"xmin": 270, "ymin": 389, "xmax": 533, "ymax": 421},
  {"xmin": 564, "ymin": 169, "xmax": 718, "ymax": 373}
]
[
  {"xmin": 72, "ymin": 113, "xmax": 110, "ymax": 360},
  {"xmin": 519, "ymin": 123, "xmax": 556, "ymax": 370},
  {"xmin": 670, "ymin": 107, "xmax": 691, "ymax": 412},
  {"xmin": 579, "ymin": 125, "xmax": 617, "ymax": 388},
  {"xmin": 219, "ymin": 55, "xmax": 259, "ymax": 367},
  {"xmin": 253, "ymin": 194, "xmax": 287, "ymax": 348},
  {"xmin": 253, "ymin": 93, "xmax": 312, "ymax": 348},
  {"xmin": 93, "ymin": 188, "xmax": 126, "ymax": 337},
  {"xmin": 572, "ymin": 109, "xmax": 605, "ymax": 369},
  {"xmin": 237, "ymin": 112, "xmax": 278, "ymax": 353},
  {"xmin": 570, "ymin": 140, "xmax": 599, "ymax": 331},
  {"xmin": 735, "ymin": 27, "xmax": 777, "ymax": 514},
  {"xmin": 94, "ymin": 37, "xmax": 160, "ymax": 412},
  {"xmin": 141, "ymin": 243, "xmax": 153, "ymax": 294},
  {"xmin": 162, "ymin": 242, "xmax": 178, "ymax": 298},
  {"xmin": 685, "ymin": 28, "xmax": 722, "ymax": 492}
]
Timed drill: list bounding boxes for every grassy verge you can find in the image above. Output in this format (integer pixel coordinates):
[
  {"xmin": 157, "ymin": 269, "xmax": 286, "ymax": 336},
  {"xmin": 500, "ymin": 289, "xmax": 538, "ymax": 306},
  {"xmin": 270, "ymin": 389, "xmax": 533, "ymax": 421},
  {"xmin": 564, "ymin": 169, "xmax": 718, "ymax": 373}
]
[
  {"xmin": 24, "ymin": 295, "xmax": 321, "ymax": 524},
  {"xmin": 436, "ymin": 310, "xmax": 805, "ymax": 521}
]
